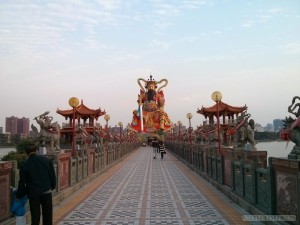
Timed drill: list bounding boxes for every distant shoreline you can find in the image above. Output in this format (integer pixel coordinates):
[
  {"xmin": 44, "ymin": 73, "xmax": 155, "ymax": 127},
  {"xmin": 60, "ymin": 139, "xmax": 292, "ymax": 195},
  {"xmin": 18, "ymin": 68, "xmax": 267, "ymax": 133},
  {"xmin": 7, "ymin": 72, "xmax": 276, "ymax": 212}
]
[
  {"xmin": 256, "ymin": 140, "xmax": 284, "ymax": 143},
  {"xmin": 0, "ymin": 145, "xmax": 16, "ymax": 148}
]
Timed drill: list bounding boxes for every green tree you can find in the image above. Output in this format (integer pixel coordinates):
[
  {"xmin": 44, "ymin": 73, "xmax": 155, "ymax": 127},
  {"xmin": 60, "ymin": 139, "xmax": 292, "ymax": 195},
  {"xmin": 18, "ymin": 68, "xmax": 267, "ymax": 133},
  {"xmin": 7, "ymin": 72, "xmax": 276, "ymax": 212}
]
[
  {"xmin": 11, "ymin": 134, "xmax": 21, "ymax": 145},
  {"xmin": 1, "ymin": 138, "xmax": 36, "ymax": 167},
  {"xmin": 16, "ymin": 139, "xmax": 35, "ymax": 153},
  {"xmin": 254, "ymin": 131, "xmax": 280, "ymax": 141},
  {"xmin": 1, "ymin": 152, "xmax": 27, "ymax": 168}
]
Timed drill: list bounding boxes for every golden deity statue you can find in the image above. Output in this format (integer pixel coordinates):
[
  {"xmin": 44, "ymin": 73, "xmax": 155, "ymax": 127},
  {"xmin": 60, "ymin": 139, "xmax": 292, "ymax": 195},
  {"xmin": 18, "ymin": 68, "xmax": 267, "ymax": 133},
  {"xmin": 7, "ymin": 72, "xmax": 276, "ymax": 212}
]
[{"xmin": 130, "ymin": 75, "xmax": 172, "ymax": 133}]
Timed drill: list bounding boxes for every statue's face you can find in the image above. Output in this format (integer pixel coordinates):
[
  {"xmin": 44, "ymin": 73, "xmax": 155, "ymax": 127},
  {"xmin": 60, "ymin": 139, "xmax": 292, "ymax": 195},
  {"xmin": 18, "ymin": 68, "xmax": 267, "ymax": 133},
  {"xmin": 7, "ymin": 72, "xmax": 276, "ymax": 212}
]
[{"xmin": 148, "ymin": 83, "xmax": 155, "ymax": 90}]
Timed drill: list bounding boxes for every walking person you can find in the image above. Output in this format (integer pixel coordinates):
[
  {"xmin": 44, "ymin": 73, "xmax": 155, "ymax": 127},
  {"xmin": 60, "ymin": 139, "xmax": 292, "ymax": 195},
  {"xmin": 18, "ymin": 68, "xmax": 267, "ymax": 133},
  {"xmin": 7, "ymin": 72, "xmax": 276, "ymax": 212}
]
[
  {"xmin": 16, "ymin": 143, "xmax": 56, "ymax": 225},
  {"xmin": 151, "ymin": 139, "xmax": 158, "ymax": 159},
  {"xmin": 159, "ymin": 141, "xmax": 166, "ymax": 159}
]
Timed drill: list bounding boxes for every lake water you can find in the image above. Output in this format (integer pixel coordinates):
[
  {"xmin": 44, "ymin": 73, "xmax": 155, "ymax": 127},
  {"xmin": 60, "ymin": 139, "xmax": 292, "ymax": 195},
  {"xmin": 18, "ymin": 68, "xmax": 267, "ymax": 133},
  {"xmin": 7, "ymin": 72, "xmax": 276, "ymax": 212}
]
[
  {"xmin": 0, "ymin": 141, "xmax": 294, "ymax": 160},
  {"xmin": 256, "ymin": 141, "xmax": 293, "ymax": 159}
]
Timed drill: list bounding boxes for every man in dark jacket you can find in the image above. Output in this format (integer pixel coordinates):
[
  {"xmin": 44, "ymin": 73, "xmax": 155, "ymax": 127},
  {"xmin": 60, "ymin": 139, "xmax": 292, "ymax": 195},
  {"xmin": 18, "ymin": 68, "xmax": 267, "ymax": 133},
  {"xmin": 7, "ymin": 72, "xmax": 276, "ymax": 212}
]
[{"xmin": 16, "ymin": 143, "xmax": 56, "ymax": 225}]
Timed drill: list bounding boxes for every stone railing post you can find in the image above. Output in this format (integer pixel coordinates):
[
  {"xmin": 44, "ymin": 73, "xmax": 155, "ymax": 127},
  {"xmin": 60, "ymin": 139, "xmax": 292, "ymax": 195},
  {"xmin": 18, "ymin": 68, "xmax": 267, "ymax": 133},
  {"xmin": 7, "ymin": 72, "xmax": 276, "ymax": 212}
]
[
  {"xmin": 269, "ymin": 157, "xmax": 299, "ymax": 225},
  {"xmin": 0, "ymin": 161, "xmax": 14, "ymax": 222}
]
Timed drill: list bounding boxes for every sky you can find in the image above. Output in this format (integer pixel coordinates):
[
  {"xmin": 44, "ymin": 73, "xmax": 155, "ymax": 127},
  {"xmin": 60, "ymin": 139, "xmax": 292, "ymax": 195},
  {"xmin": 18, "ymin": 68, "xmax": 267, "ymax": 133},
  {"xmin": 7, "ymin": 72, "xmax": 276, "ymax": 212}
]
[{"xmin": 0, "ymin": 0, "xmax": 299, "ymax": 130}]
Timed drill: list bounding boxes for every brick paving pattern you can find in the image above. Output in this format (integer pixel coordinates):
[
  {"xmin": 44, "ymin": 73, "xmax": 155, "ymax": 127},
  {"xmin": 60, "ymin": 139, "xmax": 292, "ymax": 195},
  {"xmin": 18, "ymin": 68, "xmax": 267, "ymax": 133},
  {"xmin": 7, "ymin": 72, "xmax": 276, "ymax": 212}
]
[{"xmin": 54, "ymin": 147, "xmax": 249, "ymax": 225}]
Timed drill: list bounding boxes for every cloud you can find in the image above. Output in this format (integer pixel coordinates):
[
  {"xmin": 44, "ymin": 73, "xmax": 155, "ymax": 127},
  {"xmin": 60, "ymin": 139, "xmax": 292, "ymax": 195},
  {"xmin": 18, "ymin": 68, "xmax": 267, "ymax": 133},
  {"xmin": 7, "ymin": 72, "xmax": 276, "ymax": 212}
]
[
  {"xmin": 255, "ymin": 8, "xmax": 285, "ymax": 23},
  {"xmin": 150, "ymin": 39, "xmax": 171, "ymax": 51},
  {"xmin": 267, "ymin": 8, "xmax": 285, "ymax": 15},
  {"xmin": 182, "ymin": 36, "xmax": 199, "ymax": 43},
  {"xmin": 180, "ymin": 0, "xmax": 209, "ymax": 9},
  {"xmin": 151, "ymin": 1, "xmax": 181, "ymax": 18},
  {"xmin": 241, "ymin": 7, "xmax": 286, "ymax": 28},
  {"xmin": 149, "ymin": 0, "xmax": 208, "ymax": 31},
  {"xmin": 255, "ymin": 14, "xmax": 272, "ymax": 23},
  {"xmin": 112, "ymin": 53, "xmax": 142, "ymax": 62},
  {"xmin": 282, "ymin": 42, "xmax": 300, "ymax": 54},
  {"xmin": 213, "ymin": 30, "xmax": 222, "ymax": 35},
  {"xmin": 183, "ymin": 57, "xmax": 208, "ymax": 63},
  {"xmin": 241, "ymin": 20, "xmax": 256, "ymax": 28},
  {"xmin": 183, "ymin": 54, "xmax": 236, "ymax": 63},
  {"xmin": 96, "ymin": 0, "xmax": 121, "ymax": 10},
  {"xmin": 0, "ymin": 1, "xmax": 132, "ymax": 63}
]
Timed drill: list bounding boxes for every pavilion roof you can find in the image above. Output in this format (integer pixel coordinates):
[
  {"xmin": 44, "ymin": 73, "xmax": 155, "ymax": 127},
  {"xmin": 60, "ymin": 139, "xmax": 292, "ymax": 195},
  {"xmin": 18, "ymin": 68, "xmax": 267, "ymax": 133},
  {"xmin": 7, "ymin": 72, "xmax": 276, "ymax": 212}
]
[
  {"xmin": 56, "ymin": 100, "xmax": 106, "ymax": 120},
  {"xmin": 197, "ymin": 101, "xmax": 247, "ymax": 118}
]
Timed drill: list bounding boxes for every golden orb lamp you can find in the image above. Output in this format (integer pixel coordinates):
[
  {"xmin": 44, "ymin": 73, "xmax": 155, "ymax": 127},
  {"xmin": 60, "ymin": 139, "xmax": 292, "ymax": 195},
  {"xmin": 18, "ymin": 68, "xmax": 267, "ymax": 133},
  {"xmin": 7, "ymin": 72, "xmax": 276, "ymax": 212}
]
[
  {"xmin": 104, "ymin": 114, "xmax": 110, "ymax": 122},
  {"xmin": 69, "ymin": 97, "xmax": 79, "ymax": 108},
  {"xmin": 211, "ymin": 91, "xmax": 222, "ymax": 102},
  {"xmin": 69, "ymin": 97, "xmax": 79, "ymax": 157},
  {"xmin": 211, "ymin": 91, "xmax": 222, "ymax": 155},
  {"xmin": 104, "ymin": 114, "xmax": 110, "ymax": 128},
  {"xmin": 186, "ymin": 113, "xmax": 193, "ymax": 143},
  {"xmin": 177, "ymin": 121, "xmax": 182, "ymax": 142},
  {"xmin": 186, "ymin": 113, "xmax": 193, "ymax": 120},
  {"xmin": 118, "ymin": 122, "xmax": 123, "ymax": 145}
]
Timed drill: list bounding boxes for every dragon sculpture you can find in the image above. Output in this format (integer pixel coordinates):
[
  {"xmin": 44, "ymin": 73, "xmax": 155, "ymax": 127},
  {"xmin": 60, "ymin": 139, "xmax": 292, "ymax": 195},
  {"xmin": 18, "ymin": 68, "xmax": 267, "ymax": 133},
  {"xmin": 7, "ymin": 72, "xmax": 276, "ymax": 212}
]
[{"xmin": 280, "ymin": 96, "xmax": 300, "ymax": 159}]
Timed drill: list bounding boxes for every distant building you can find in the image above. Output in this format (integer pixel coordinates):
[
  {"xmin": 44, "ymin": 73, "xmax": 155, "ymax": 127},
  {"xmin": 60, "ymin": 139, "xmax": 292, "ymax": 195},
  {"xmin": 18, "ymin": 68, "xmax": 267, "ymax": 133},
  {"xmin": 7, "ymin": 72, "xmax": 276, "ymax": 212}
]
[
  {"xmin": 264, "ymin": 123, "xmax": 274, "ymax": 132},
  {"xmin": 0, "ymin": 133, "xmax": 11, "ymax": 144},
  {"xmin": 273, "ymin": 119, "xmax": 283, "ymax": 131},
  {"xmin": 5, "ymin": 116, "xmax": 30, "ymax": 136},
  {"xmin": 254, "ymin": 123, "xmax": 264, "ymax": 132},
  {"xmin": 6, "ymin": 116, "xmax": 18, "ymax": 135},
  {"xmin": 111, "ymin": 125, "xmax": 123, "ymax": 135},
  {"xmin": 0, "ymin": 127, "xmax": 3, "ymax": 134},
  {"xmin": 18, "ymin": 117, "xmax": 30, "ymax": 136},
  {"xmin": 173, "ymin": 124, "xmax": 186, "ymax": 133}
]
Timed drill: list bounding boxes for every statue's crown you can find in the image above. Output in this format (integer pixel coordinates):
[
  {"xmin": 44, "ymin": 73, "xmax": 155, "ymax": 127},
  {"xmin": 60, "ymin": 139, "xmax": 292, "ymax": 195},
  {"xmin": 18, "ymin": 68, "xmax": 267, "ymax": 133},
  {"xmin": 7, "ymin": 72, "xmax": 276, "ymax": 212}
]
[{"xmin": 145, "ymin": 75, "xmax": 157, "ymax": 89}]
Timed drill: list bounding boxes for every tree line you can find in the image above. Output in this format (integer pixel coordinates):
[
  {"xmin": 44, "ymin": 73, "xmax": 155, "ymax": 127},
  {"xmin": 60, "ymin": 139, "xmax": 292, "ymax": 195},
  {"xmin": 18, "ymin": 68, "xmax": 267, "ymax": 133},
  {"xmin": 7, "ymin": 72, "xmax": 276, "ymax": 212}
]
[{"xmin": 254, "ymin": 131, "xmax": 281, "ymax": 142}]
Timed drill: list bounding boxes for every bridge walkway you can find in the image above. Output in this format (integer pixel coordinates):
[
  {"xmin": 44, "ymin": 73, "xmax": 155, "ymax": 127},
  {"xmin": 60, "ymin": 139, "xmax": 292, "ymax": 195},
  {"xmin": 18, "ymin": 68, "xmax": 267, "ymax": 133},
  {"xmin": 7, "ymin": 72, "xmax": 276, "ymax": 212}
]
[{"xmin": 53, "ymin": 146, "xmax": 251, "ymax": 225}]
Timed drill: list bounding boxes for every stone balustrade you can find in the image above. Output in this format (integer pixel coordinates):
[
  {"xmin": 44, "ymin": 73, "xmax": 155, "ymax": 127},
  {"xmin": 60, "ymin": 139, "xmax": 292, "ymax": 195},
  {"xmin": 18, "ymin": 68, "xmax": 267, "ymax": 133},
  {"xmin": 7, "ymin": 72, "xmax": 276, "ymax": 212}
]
[
  {"xmin": 0, "ymin": 142, "xmax": 139, "ymax": 224},
  {"xmin": 165, "ymin": 142, "xmax": 299, "ymax": 225},
  {"xmin": 1, "ymin": 141, "xmax": 298, "ymax": 225}
]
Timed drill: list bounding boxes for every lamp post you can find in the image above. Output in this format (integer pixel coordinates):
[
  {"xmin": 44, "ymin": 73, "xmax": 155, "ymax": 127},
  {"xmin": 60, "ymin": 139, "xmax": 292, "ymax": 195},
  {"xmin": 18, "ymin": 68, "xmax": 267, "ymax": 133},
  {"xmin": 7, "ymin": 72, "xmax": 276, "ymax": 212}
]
[
  {"xmin": 127, "ymin": 123, "xmax": 130, "ymax": 142},
  {"xmin": 211, "ymin": 91, "xmax": 222, "ymax": 155},
  {"xmin": 118, "ymin": 122, "xmax": 123, "ymax": 143},
  {"xmin": 104, "ymin": 114, "xmax": 110, "ymax": 128},
  {"xmin": 104, "ymin": 114, "xmax": 110, "ymax": 165},
  {"xmin": 186, "ymin": 113, "xmax": 193, "ymax": 144},
  {"xmin": 177, "ymin": 121, "xmax": 182, "ymax": 142},
  {"xmin": 69, "ymin": 97, "xmax": 79, "ymax": 157},
  {"xmin": 171, "ymin": 123, "xmax": 174, "ymax": 142},
  {"xmin": 118, "ymin": 122, "xmax": 123, "ymax": 159}
]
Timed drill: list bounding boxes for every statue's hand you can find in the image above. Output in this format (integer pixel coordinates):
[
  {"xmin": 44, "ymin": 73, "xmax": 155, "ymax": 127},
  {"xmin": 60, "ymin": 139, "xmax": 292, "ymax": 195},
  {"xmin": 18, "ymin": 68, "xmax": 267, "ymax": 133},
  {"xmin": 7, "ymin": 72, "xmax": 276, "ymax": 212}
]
[{"xmin": 157, "ymin": 107, "xmax": 164, "ymax": 112}]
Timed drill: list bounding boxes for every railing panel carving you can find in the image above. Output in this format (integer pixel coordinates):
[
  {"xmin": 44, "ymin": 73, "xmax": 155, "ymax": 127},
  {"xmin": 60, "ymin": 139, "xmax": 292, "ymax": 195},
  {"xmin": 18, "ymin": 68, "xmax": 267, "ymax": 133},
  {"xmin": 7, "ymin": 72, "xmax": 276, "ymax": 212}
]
[
  {"xmin": 255, "ymin": 168, "xmax": 270, "ymax": 213},
  {"xmin": 0, "ymin": 162, "xmax": 13, "ymax": 223},
  {"xmin": 233, "ymin": 161, "xmax": 244, "ymax": 197},
  {"xmin": 59, "ymin": 153, "xmax": 70, "ymax": 190},
  {"xmin": 243, "ymin": 164, "xmax": 255, "ymax": 204},
  {"xmin": 271, "ymin": 158, "xmax": 299, "ymax": 225}
]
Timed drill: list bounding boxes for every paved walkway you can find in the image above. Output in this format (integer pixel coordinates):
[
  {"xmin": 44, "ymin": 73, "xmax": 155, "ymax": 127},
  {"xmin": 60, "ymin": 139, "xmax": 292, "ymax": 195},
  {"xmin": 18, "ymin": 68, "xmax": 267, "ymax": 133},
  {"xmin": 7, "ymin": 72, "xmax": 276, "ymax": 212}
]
[{"xmin": 53, "ymin": 146, "xmax": 250, "ymax": 225}]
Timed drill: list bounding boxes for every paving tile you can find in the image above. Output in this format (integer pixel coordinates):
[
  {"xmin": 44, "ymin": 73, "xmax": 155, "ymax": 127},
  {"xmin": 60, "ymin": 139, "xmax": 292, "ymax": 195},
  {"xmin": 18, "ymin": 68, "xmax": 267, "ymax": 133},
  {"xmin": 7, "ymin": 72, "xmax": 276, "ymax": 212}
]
[{"xmin": 54, "ymin": 147, "xmax": 249, "ymax": 225}]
